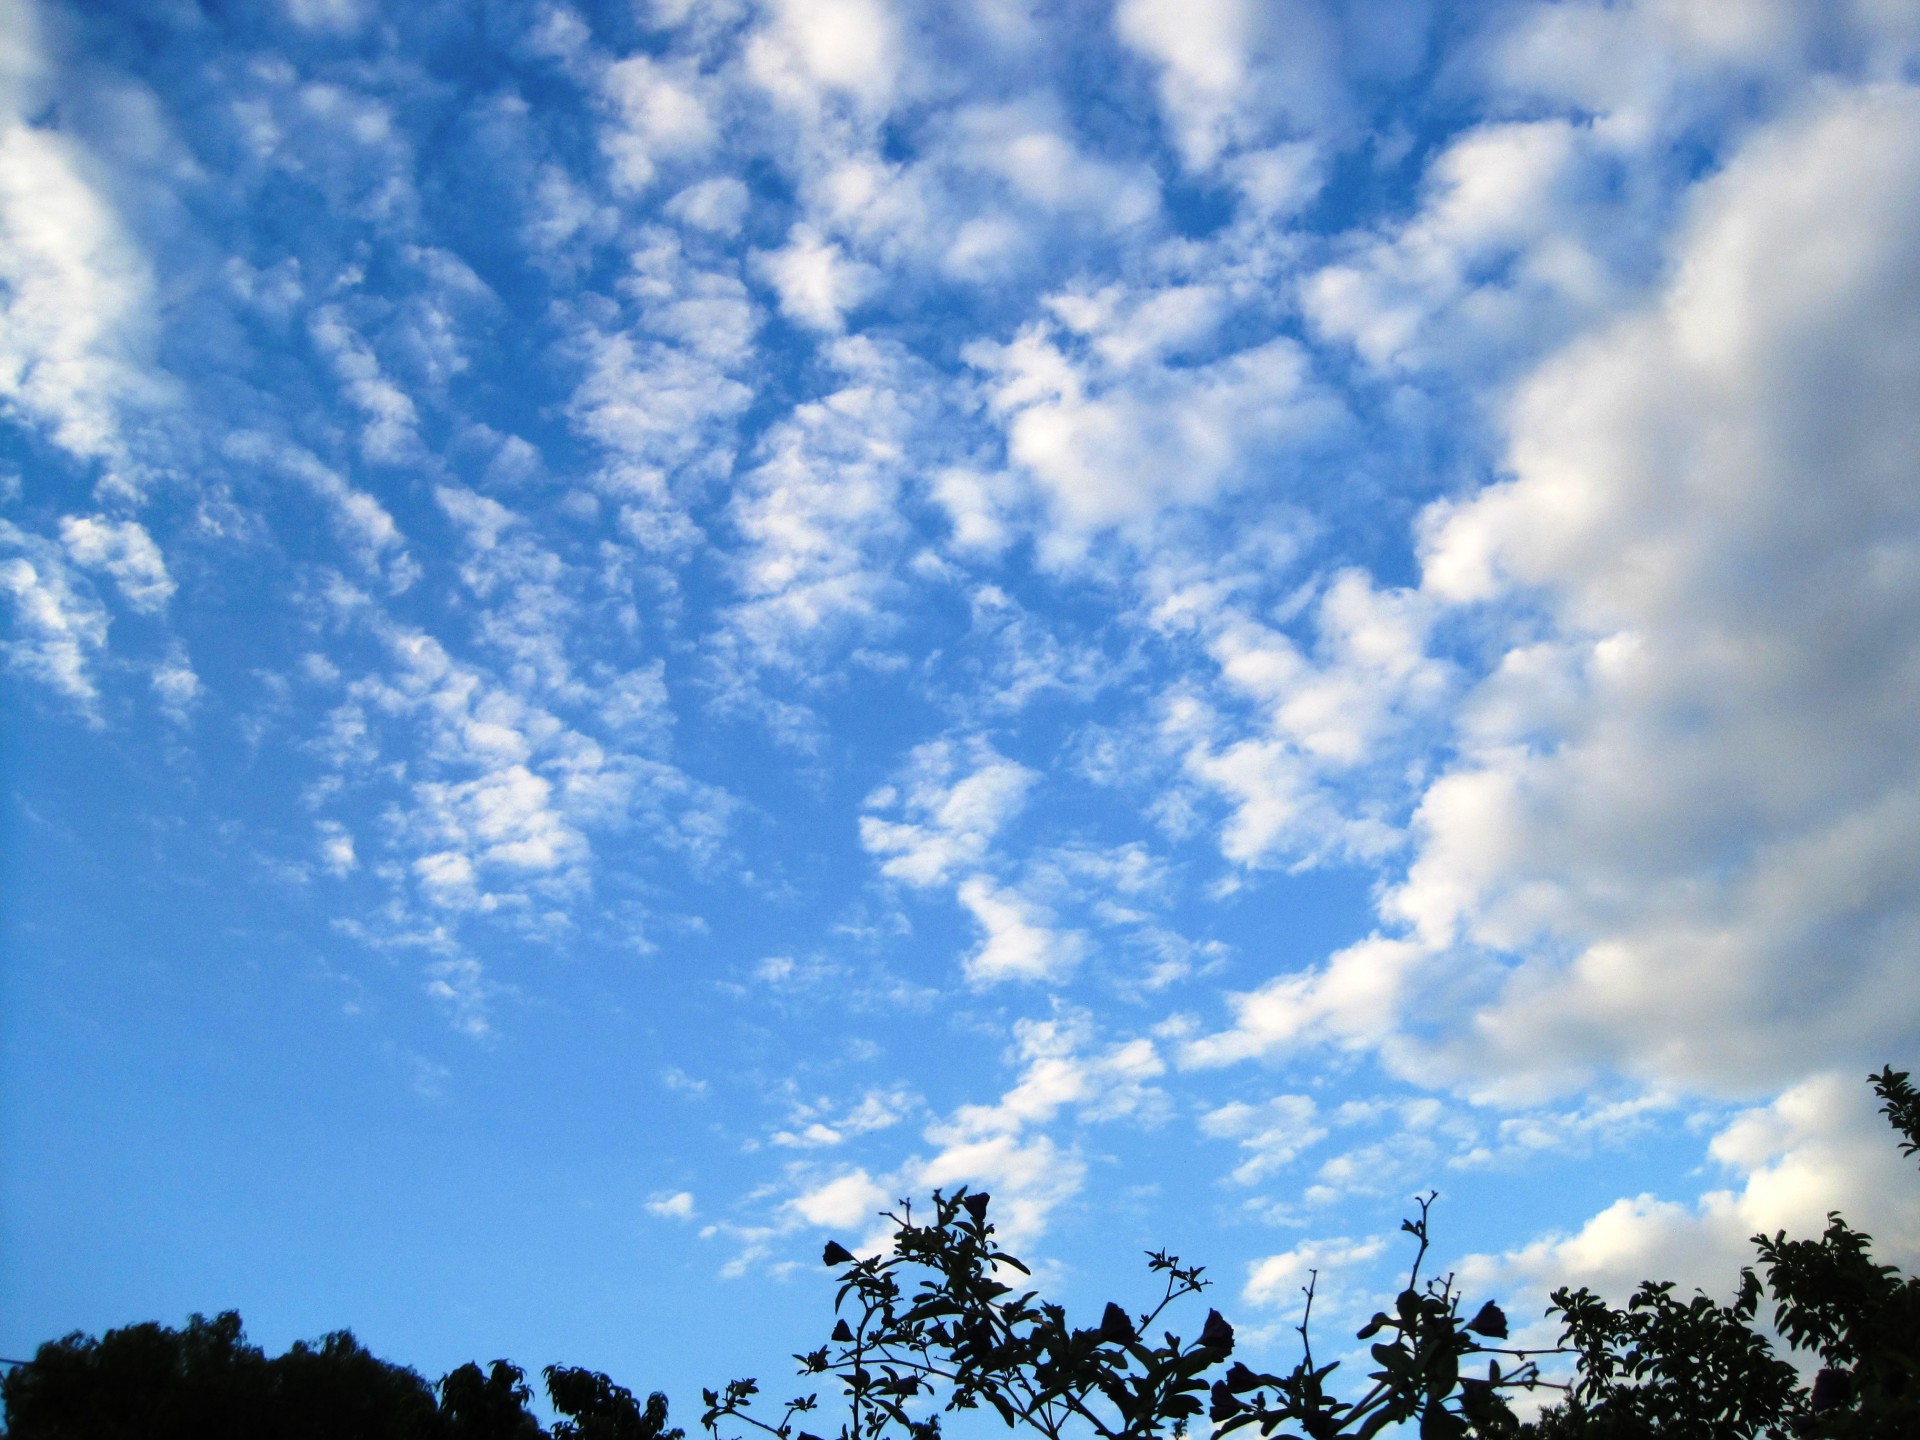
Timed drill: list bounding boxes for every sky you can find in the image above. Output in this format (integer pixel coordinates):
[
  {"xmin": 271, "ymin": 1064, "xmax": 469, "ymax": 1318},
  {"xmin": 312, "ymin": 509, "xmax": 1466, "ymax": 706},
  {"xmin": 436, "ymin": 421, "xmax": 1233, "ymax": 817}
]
[{"xmin": 4, "ymin": 0, "xmax": 1920, "ymax": 1418}]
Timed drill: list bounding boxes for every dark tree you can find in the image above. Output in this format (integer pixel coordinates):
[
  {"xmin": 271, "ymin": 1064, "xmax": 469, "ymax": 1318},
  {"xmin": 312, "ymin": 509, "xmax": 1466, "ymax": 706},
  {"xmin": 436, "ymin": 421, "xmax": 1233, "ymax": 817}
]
[{"xmin": 1, "ymin": 1314, "xmax": 676, "ymax": 1440}]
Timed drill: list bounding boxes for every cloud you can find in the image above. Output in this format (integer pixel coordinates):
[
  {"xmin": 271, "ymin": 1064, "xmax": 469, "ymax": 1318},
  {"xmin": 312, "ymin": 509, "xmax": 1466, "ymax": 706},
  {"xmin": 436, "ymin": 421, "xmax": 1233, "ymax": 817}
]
[
  {"xmin": 647, "ymin": 1190, "xmax": 698, "ymax": 1220},
  {"xmin": 746, "ymin": 0, "xmax": 904, "ymax": 118},
  {"xmin": 598, "ymin": 53, "xmax": 717, "ymax": 194},
  {"xmin": 967, "ymin": 306, "xmax": 1343, "ymax": 552},
  {"xmin": 226, "ymin": 432, "xmax": 418, "ymax": 589},
  {"xmin": 955, "ymin": 874, "xmax": 1086, "ymax": 986},
  {"xmin": 1184, "ymin": 83, "xmax": 1920, "ymax": 1105},
  {"xmin": 757, "ymin": 224, "xmax": 878, "ymax": 333},
  {"xmin": 1394, "ymin": 83, "xmax": 1920, "ymax": 1098},
  {"xmin": 309, "ymin": 305, "xmax": 425, "ymax": 465},
  {"xmin": 772, "ymin": 1016, "xmax": 1168, "ymax": 1258},
  {"xmin": 1243, "ymin": 1233, "xmax": 1387, "ymax": 1310},
  {"xmin": 1457, "ymin": 1071, "xmax": 1920, "ymax": 1317},
  {"xmin": 860, "ymin": 735, "xmax": 1036, "ymax": 888},
  {"xmin": 0, "ymin": 521, "xmax": 109, "ymax": 716},
  {"xmin": 0, "ymin": 87, "xmax": 154, "ymax": 472},
  {"xmin": 59, "ymin": 515, "xmax": 174, "ymax": 613},
  {"xmin": 1303, "ymin": 117, "xmax": 1622, "ymax": 376},
  {"xmin": 1201, "ymin": 1093, "xmax": 1325, "ymax": 1184},
  {"xmin": 1114, "ymin": 0, "xmax": 1349, "ymax": 173}
]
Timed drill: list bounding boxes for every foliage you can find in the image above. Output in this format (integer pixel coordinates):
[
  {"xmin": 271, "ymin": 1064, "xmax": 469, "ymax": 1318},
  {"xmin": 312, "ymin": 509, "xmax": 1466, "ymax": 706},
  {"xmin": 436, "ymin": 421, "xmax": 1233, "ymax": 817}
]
[
  {"xmin": 0, "ymin": 1312, "xmax": 681, "ymax": 1440},
  {"xmin": 702, "ymin": 1190, "xmax": 1234, "ymax": 1440},
  {"xmin": 708, "ymin": 1068, "xmax": 1920, "ymax": 1440}
]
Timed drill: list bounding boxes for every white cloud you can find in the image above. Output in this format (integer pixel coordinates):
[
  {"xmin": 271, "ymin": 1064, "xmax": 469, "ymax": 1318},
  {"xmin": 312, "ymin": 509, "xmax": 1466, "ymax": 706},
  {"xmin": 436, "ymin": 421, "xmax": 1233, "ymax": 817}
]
[
  {"xmin": 647, "ymin": 1189, "xmax": 698, "ymax": 1219},
  {"xmin": 0, "ymin": 101, "xmax": 154, "ymax": 471},
  {"xmin": 746, "ymin": 0, "xmax": 903, "ymax": 117},
  {"xmin": 1183, "ymin": 84, "xmax": 1920, "ymax": 1107},
  {"xmin": 318, "ymin": 819, "xmax": 358, "ymax": 876},
  {"xmin": 599, "ymin": 54, "xmax": 716, "ymax": 194},
  {"xmin": 0, "ymin": 521, "xmax": 109, "ymax": 716},
  {"xmin": 757, "ymin": 224, "xmax": 877, "ymax": 332},
  {"xmin": 1201, "ymin": 1093, "xmax": 1324, "ymax": 1184},
  {"xmin": 789, "ymin": 1166, "xmax": 891, "ymax": 1229},
  {"xmin": 1181, "ymin": 933, "xmax": 1428, "ymax": 1069},
  {"xmin": 956, "ymin": 874, "xmax": 1085, "ymax": 986},
  {"xmin": 967, "ymin": 314, "xmax": 1341, "ymax": 552},
  {"xmin": 58, "ymin": 515, "xmax": 173, "ymax": 613},
  {"xmin": 1457, "ymin": 1072, "xmax": 1920, "ymax": 1318},
  {"xmin": 860, "ymin": 735, "xmax": 1036, "ymax": 888},
  {"xmin": 1113, "ymin": 0, "xmax": 1348, "ymax": 173},
  {"xmin": 226, "ymin": 432, "xmax": 416, "ymax": 589},
  {"xmin": 1303, "ymin": 118, "xmax": 1619, "ymax": 376},
  {"xmin": 1243, "ymin": 1233, "xmax": 1387, "ymax": 1310},
  {"xmin": 309, "ymin": 306, "xmax": 425, "ymax": 465},
  {"xmin": 719, "ymin": 338, "xmax": 951, "ymax": 676},
  {"xmin": 667, "ymin": 175, "xmax": 750, "ymax": 235},
  {"xmin": 1392, "ymin": 83, "xmax": 1920, "ymax": 1098}
]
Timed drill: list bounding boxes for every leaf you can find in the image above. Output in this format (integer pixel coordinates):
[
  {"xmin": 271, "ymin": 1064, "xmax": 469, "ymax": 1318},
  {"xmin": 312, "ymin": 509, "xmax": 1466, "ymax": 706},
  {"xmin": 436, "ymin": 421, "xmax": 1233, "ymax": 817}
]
[{"xmin": 1463, "ymin": 1302, "xmax": 1507, "ymax": 1340}]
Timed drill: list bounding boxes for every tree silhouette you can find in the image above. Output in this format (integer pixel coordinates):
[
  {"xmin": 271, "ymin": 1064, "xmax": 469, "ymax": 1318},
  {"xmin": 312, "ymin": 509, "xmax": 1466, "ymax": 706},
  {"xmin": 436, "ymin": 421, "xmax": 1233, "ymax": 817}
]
[{"xmin": 0, "ymin": 1315, "xmax": 679, "ymax": 1440}]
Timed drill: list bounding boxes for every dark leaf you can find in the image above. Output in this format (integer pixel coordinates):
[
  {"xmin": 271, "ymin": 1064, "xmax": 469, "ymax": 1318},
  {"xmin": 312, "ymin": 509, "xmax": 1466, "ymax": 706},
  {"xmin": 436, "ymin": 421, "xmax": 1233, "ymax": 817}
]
[{"xmin": 1464, "ymin": 1302, "xmax": 1507, "ymax": 1340}]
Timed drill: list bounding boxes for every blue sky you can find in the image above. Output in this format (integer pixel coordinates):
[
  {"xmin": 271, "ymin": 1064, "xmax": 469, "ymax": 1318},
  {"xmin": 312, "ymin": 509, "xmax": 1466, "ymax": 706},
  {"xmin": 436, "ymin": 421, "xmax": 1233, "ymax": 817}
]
[{"xmin": 5, "ymin": 0, "xmax": 1920, "ymax": 1415}]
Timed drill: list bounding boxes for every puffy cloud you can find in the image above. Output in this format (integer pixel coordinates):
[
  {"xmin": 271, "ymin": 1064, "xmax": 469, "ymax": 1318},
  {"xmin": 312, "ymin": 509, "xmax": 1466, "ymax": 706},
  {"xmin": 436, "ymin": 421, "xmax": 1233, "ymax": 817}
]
[
  {"xmin": 860, "ymin": 735, "xmax": 1036, "ymax": 888},
  {"xmin": 757, "ymin": 225, "xmax": 877, "ymax": 333},
  {"xmin": 1303, "ymin": 118, "xmax": 1622, "ymax": 376},
  {"xmin": 646, "ymin": 1190, "xmax": 697, "ymax": 1220},
  {"xmin": 598, "ymin": 54, "xmax": 717, "ymax": 194},
  {"xmin": 0, "ymin": 94, "xmax": 154, "ymax": 471},
  {"xmin": 1113, "ymin": 0, "xmax": 1347, "ymax": 173},
  {"xmin": 1243, "ymin": 1233, "xmax": 1387, "ymax": 1309},
  {"xmin": 1188, "ymin": 84, "xmax": 1920, "ymax": 1103},
  {"xmin": 746, "ymin": 0, "xmax": 904, "ymax": 118},
  {"xmin": 1458, "ymin": 1072, "xmax": 1920, "ymax": 1315},
  {"xmin": 1396, "ymin": 84, "xmax": 1920, "ymax": 1097},
  {"xmin": 968, "ymin": 310, "xmax": 1342, "ymax": 552},
  {"xmin": 955, "ymin": 874, "xmax": 1086, "ymax": 986}
]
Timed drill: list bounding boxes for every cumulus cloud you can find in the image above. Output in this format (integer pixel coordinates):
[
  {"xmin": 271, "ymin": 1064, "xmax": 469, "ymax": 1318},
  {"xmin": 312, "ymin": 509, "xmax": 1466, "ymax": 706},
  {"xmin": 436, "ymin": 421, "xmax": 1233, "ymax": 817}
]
[
  {"xmin": 955, "ymin": 874, "xmax": 1086, "ymax": 986},
  {"xmin": 1114, "ymin": 0, "xmax": 1347, "ymax": 173},
  {"xmin": 757, "ymin": 224, "xmax": 878, "ymax": 332},
  {"xmin": 745, "ymin": 0, "xmax": 904, "ymax": 118},
  {"xmin": 1457, "ymin": 1072, "xmax": 1920, "ymax": 1318},
  {"xmin": 1394, "ymin": 83, "xmax": 1920, "ymax": 1098},
  {"xmin": 1180, "ymin": 84, "xmax": 1920, "ymax": 1105}
]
